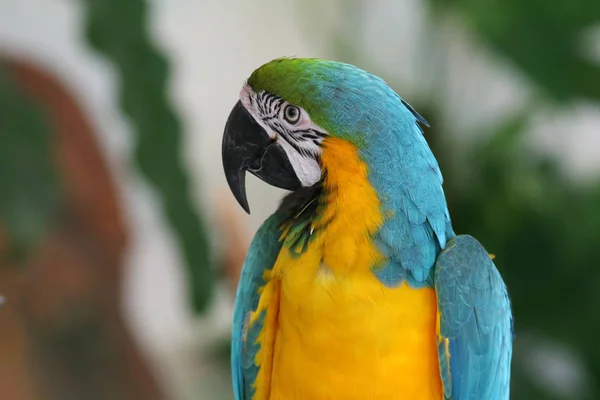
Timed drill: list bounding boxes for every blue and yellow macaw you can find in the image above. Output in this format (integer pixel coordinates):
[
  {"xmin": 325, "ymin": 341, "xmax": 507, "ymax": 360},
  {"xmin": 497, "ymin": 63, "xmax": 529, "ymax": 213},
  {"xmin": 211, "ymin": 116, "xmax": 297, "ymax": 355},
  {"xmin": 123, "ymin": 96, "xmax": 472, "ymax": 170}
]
[{"xmin": 222, "ymin": 58, "xmax": 513, "ymax": 400}]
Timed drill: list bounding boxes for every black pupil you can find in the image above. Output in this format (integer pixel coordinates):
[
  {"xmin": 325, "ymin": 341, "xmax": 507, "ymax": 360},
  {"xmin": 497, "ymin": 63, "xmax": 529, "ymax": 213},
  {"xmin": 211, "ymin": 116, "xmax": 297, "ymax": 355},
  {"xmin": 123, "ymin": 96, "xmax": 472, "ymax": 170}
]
[{"xmin": 286, "ymin": 107, "xmax": 298, "ymax": 121}]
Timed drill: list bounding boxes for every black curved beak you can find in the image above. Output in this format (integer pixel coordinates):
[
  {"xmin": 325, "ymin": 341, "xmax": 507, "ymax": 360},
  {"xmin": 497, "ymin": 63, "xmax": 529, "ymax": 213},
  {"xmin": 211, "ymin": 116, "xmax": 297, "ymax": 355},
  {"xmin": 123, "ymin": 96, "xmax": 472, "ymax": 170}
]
[{"xmin": 222, "ymin": 101, "xmax": 301, "ymax": 213}]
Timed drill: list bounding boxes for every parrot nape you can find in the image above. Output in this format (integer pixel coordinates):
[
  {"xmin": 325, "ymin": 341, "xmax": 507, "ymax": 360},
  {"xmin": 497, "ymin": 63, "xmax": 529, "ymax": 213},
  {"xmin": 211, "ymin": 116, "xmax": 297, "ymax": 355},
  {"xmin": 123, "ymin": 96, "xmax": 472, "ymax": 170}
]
[{"xmin": 222, "ymin": 58, "xmax": 513, "ymax": 400}]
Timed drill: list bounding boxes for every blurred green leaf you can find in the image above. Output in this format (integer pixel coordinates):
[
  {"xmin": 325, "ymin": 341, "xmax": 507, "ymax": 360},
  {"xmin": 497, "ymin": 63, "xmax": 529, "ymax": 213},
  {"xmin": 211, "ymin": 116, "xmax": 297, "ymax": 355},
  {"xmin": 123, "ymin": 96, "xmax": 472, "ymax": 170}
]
[
  {"xmin": 0, "ymin": 65, "xmax": 61, "ymax": 264},
  {"xmin": 426, "ymin": 0, "xmax": 600, "ymax": 102},
  {"xmin": 81, "ymin": 0, "xmax": 213, "ymax": 313}
]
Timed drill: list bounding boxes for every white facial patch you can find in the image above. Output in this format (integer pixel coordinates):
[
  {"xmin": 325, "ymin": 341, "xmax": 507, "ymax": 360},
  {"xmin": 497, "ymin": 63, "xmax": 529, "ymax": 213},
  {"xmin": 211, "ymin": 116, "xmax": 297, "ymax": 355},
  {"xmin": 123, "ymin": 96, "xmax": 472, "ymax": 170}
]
[
  {"xmin": 276, "ymin": 138, "xmax": 322, "ymax": 186},
  {"xmin": 239, "ymin": 84, "xmax": 327, "ymax": 187}
]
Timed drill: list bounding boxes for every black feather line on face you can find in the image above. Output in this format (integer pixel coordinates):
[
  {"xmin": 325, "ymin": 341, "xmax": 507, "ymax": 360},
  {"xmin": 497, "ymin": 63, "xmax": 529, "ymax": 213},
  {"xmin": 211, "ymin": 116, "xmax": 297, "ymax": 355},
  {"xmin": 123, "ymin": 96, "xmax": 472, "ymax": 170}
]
[
  {"xmin": 277, "ymin": 131, "xmax": 315, "ymax": 158},
  {"xmin": 307, "ymin": 128, "xmax": 328, "ymax": 138},
  {"xmin": 303, "ymin": 133, "xmax": 320, "ymax": 140},
  {"xmin": 274, "ymin": 98, "xmax": 284, "ymax": 113},
  {"xmin": 257, "ymin": 94, "xmax": 267, "ymax": 115},
  {"xmin": 266, "ymin": 94, "xmax": 275, "ymax": 110},
  {"xmin": 290, "ymin": 129, "xmax": 326, "ymax": 146}
]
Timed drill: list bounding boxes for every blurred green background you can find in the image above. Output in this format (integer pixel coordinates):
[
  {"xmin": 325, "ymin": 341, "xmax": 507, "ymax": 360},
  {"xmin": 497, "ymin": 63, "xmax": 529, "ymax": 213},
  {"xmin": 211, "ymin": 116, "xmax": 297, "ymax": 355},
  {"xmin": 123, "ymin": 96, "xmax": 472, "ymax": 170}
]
[{"xmin": 0, "ymin": 0, "xmax": 599, "ymax": 399}]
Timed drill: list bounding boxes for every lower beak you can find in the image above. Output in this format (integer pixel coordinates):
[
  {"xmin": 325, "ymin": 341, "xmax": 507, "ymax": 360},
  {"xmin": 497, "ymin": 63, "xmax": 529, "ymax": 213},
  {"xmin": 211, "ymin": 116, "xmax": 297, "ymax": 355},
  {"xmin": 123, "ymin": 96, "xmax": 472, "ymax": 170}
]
[{"xmin": 222, "ymin": 101, "xmax": 301, "ymax": 213}]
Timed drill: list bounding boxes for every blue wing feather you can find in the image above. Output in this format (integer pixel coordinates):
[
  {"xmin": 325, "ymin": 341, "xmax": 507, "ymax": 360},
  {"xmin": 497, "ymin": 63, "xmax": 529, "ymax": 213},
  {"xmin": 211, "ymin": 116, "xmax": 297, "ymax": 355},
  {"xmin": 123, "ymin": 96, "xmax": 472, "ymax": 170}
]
[
  {"xmin": 365, "ymin": 98, "xmax": 455, "ymax": 288},
  {"xmin": 435, "ymin": 235, "xmax": 513, "ymax": 400},
  {"xmin": 231, "ymin": 214, "xmax": 283, "ymax": 400}
]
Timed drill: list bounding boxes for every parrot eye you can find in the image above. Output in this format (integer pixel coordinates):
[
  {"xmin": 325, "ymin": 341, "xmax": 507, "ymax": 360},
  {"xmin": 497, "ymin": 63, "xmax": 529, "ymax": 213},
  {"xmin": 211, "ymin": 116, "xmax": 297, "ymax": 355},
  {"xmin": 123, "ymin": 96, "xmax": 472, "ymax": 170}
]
[{"xmin": 283, "ymin": 105, "xmax": 301, "ymax": 124}]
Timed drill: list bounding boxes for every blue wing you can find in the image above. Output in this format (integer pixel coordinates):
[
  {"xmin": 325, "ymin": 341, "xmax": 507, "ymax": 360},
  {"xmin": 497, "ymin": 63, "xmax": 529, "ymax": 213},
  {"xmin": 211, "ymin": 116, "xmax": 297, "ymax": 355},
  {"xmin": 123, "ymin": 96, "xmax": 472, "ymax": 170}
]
[
  {"xmin": 231, "ymin": 214, "xmax": 283, "ymax": 400},
  {"xmin": 435, "ymin": 235, "xmax": 514, "ymax": 400}
]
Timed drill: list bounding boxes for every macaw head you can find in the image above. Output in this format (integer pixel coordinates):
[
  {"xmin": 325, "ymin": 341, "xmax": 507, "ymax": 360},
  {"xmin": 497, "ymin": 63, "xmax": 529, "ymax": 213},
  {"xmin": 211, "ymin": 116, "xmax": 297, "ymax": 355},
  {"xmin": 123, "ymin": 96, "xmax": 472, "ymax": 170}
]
[{"xmin": 222, "ymin": 57, "xmax": 430, "ymax": 213}]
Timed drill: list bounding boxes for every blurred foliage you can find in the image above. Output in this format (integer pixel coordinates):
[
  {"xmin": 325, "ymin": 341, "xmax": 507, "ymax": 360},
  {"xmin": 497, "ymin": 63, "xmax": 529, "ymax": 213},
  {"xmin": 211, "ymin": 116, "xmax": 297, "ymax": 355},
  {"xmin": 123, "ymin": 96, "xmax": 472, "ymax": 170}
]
[
  {"xmin": 426, "ymin": 0, "xmax": 600, "ymax": 102},
  {"xmin": 0, "ymin": 64, "xmax": 61, "ymax": 264},
  {"xmin": 81, "ymin": 0, "xmax": 213, "ymax": 313}
]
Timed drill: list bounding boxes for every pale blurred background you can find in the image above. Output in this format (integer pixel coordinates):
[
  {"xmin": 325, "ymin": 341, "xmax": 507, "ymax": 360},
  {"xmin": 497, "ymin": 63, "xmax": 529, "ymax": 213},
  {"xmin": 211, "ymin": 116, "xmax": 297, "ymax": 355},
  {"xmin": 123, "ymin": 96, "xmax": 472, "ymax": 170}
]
[{"xmin": 0, "ymin": 0, "xmax": 599, "ymax": 399}]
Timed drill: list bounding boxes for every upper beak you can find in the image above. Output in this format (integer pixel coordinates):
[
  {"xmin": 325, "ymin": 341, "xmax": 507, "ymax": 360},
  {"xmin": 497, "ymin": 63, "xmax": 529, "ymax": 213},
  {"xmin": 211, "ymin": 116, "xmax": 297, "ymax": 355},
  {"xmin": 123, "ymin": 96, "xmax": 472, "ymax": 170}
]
[{"xmin": 222, "ymin": 100, "xmax": 301, "ymax": 213}]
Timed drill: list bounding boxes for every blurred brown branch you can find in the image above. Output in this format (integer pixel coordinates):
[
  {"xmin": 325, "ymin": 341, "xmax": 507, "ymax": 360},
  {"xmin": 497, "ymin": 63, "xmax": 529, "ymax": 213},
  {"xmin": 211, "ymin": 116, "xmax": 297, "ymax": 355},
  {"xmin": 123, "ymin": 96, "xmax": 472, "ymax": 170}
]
[{"xmin": 0, "ymin": 58, "xmax": 164, "ymax": 400}]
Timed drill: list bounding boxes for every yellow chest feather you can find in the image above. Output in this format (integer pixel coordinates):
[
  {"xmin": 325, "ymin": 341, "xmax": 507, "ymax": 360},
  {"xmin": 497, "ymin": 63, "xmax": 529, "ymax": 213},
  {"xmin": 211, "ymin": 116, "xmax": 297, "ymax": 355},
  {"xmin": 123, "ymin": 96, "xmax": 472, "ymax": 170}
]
[{"xmin": 252, "ymin": 139, "xmax": 442, "ymax": 400}]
